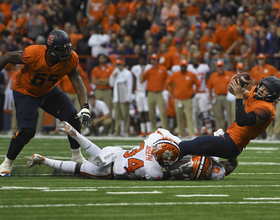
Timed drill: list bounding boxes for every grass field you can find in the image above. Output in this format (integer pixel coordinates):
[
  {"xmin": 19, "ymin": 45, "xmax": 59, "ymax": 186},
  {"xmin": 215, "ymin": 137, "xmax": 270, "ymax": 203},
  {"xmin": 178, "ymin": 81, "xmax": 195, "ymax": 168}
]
[{"xmin": 1, "ymin": 135, "xmax": 280, "ymax": 220}]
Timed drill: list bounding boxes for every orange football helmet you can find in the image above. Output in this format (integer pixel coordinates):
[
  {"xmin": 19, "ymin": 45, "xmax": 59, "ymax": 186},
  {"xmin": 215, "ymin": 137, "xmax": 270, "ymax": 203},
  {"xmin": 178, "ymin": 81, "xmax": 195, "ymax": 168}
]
[
  {"xmin": 189, "ymin": 155, "xmax": 212, "ymax": 180},
  {"xmin": 152, "ymin": 138, "xmax": 180, "ymax": 166}
]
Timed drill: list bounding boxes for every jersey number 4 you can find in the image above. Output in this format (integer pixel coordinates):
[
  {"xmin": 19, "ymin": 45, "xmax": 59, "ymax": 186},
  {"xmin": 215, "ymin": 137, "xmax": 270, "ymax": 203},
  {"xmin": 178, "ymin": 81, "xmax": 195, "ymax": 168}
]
[
  {"xmin": 124, "ymin": 142, "xmax": 144, "ymax": 174},
  {"xmin": 31, "ymin": 73, "xmax": 60, "ymax": 86}
]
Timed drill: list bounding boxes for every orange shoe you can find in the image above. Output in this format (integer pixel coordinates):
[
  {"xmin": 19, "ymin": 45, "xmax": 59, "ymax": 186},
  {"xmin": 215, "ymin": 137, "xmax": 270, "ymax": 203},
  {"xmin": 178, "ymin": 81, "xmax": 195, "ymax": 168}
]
[
  {"xmin": 147, "ymin": 132, "xmax": 151, "ymax": 136},
  {"xmin": 138, "ymin": 132, "xmax": 146, "ymax": 137}
]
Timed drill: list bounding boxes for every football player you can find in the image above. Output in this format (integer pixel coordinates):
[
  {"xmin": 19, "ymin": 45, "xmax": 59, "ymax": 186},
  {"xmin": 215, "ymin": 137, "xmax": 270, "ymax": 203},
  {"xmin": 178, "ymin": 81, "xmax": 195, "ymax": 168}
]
[
  {"xmin": 27, "ymin": 121, "xmax": 181, "ymax": 180},
  {"xmin": 187, "ymin": 52, "xmax": 213, "ymax": 135},
  {"xmin": 0, "ymin": 30, "xmax": 91, "ymax": 177},
  {"xmin": 179, "ymin": 76, "xmax": 280, "ymax": 160}
]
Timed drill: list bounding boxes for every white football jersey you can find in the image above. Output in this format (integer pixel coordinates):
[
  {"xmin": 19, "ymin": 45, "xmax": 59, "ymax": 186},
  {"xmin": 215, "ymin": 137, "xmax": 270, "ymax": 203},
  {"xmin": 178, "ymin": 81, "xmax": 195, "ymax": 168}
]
[
  {"xmin": 113, "ymin": 128, "xmax": 181, "ymax": 180},
  {"xmin": 187, "ymin": 64, "xmax": 210, "ymax": 92},
  {"xmin": 131, "ymin": 64, "xmax": 152, "ymax": 92}
]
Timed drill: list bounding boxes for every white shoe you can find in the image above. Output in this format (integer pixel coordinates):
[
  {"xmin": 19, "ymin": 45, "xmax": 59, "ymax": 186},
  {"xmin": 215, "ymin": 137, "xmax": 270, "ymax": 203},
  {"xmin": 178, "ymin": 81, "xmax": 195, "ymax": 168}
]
[
  {"xmin": 27, "ymin": 154, "xmax": 45, "ymax": 167},
  {"xmin": 81, "ymin": 127, "xmax": 91, "ymax": 136},
  {"xmin": 71, "ymin": 155, "xmax": 87, "ymax": 163},
  {"xmin": 0, "ymin": 163, "xmax": 12, "ymax": 177},
  {"xmin": 58, "ymin": 121, "xmax": 77, "ymax": 137}
]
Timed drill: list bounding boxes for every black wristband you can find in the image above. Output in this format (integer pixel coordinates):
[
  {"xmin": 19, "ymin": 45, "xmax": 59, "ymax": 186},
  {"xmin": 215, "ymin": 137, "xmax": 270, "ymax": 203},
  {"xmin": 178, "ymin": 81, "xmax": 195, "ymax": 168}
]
[{"xmin": 81, "ymin": 103, "xmax": 89, "ymax": 109}]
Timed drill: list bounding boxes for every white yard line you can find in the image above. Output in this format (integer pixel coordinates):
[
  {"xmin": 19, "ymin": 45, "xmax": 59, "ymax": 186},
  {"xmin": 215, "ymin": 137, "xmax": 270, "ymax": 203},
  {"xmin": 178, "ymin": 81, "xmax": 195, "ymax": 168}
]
[
  {"xmin": 1, "ymin": 201, "xmax": 280, "ymax": 209},
  {"xmin": 175, "ymin": 194, "xmax": 229, "ymax": 197},
  {"xmin": 107, "ymin": 191, "xmax": 162, "ymax": 194},
  {"xmin": 244, "ymin": 197, "xmax": 280, "ymax": 200}
]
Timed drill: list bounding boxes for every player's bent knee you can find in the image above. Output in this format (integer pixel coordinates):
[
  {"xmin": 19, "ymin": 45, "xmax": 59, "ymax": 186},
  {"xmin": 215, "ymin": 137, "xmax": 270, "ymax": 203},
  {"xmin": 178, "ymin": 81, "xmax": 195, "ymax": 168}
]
[
  {"xmin": 66, "ymin": 114, "xmax": 81, "ymax": 131},
  {"xmin": 13, "ymin": 128, "xmax": 36, "ymax": 145}
]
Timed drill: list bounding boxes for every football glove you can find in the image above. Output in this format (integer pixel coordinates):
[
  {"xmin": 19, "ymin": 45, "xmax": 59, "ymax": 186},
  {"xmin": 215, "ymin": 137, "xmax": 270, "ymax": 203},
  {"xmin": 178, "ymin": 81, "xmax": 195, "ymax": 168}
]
[
  {"xmin": 178, "ymin": 160, "xmax": 193, "ymax": 174},
  {"xmin": 76, "ymin": 103, "xmax": 91, "ymax": 126}
]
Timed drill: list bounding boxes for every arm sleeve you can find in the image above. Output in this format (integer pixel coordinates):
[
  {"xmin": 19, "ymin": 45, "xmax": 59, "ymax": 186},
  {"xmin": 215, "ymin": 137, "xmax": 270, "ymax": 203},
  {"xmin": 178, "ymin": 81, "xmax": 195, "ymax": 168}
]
[{"xmin": 235, "ymin": 99, "xmax": 257, "ymax": 126}]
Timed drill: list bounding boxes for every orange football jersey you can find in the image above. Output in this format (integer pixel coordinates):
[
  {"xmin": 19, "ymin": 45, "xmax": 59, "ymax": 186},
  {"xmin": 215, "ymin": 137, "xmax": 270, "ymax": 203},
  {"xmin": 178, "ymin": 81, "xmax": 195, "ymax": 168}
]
[
  {"xmin": 13, "ymin": 45, "xmax": 79, "ymax": 97},
  {"xmin": 227, "ymin": 86, "xmax": 275, "ymax": 151}
]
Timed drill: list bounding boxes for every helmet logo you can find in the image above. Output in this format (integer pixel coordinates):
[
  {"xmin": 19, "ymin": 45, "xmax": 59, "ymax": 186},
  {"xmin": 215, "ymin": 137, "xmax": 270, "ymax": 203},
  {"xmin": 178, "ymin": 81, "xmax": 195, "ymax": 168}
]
[
  {"xmin": 47, "ymin": 35, "xmax": 55, "ymax": 45},
  {"xmin": 163, "ymin": 150, "xmax": 174, "ymax": 160}
]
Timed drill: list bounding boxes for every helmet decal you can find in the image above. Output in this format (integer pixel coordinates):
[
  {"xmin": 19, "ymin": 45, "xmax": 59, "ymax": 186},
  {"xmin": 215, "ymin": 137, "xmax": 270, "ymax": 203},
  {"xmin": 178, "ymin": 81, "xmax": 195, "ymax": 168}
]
[{"xmin": 47, "ymin": 35, "xmax": 54, "ymax": 46}]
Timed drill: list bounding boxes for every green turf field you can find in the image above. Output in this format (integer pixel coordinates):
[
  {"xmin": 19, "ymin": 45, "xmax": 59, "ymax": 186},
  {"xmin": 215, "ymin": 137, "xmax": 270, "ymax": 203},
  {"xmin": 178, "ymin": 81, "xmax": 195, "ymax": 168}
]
[{"xmin": 0, "ymin": 136, "xmax": 280, "ymax": 220}]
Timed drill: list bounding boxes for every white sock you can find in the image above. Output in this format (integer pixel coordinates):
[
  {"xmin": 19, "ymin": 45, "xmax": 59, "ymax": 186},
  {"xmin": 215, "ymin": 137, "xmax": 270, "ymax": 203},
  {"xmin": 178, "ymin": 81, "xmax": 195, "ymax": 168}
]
[
  {"xmin": 43, "ymin": 158, "xmax": 76, "ymax": 173},
  {"xmin": 146, "ymin": 121, "xmax": 152, "ymax": 133},
  {"xmin": 0, "ymin": 157, "xmax": 14, "ymax": 172},
  {"xmin": 140, "ymin": 123, "xmax": 145, "ymax": 133},
  {"xmin": 71, "ymin": 132, "xmax": 102, "ymax": 157}
]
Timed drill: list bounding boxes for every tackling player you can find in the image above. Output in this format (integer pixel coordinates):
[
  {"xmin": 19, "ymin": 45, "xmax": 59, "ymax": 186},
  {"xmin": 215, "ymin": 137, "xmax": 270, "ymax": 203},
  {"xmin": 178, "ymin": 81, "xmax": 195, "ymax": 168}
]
[
  {"xmin": 27, "ymin": 121, "xmax": 181, "ymax": 180},
  {"xmin": 178, "ymin": 75, "xmax": 280, "ymax": 160},
  {"xmin": 0, "ymin": 30, "xmax": 91, "ymax": 177}
]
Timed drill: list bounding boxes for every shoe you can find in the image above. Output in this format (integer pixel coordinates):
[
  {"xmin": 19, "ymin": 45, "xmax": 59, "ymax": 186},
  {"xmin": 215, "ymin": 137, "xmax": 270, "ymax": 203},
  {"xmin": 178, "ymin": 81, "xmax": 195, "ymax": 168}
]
[
  {"xmin": 58, "ymin": 121, "xmax": 77, "ymax": 137},
  {"xmin": 147, "ymin": 132, "xmax": 151, "ymax": 136},
  {"xmin": 0, "ymin": 171, "xmax": 11, "ymax": 177},
  {"xmin": 122, "ymin": 132, "xmax": 130, "ymax": 137},
  {"xmin": 138, "ymin": 132, "xmax": 146, "ymax": 137},
  {"xmin": 27, "ymin": 154, "xmax": 45, "ymax": 167},
  {"xmin": 71, "ymin": 155, "xmax": 87, "ymax": 163},
  {"xmin": 81, "ymin": 127, "xmax": 91, "ymax": 136}
]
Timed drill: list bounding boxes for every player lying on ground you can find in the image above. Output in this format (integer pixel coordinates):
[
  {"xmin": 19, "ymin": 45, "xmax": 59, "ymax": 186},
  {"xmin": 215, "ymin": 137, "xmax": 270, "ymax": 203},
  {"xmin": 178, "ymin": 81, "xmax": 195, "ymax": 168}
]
[
  {"xmin": 27, "ymin": 121, "xmax": 182, "ymax": 180},
  {"xmin": 179, "ymin": 75, "xmax": 280, "ymax": 160},
  {"xmin": 27, "ymin": 122, "xmax": 237, "ymax": 180}
]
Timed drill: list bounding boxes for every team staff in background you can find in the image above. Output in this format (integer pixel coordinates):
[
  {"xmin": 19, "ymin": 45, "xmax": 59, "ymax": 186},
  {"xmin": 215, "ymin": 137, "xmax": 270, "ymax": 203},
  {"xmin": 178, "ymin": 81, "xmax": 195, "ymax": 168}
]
[
  {"xmin": 91, "ymin": 54, "xmax": 114, "ymax": 112},
  {"xmin": 179, "ymin": 76, "xmax": 280, "ymax": 160},
  {"xmin": 0, "ymin": 30, "xmax": 91, "ymax": 177},
  {"xmin": 166, "ymin": 59, "xmax": 201, "ymax": 138},
  {"xmin": 140, "ymin": 54, "xmax": 169, "ymax": 132},
  {"xmin": 207, "ymin": 60, "xmax": 234, "ymax": 131}
]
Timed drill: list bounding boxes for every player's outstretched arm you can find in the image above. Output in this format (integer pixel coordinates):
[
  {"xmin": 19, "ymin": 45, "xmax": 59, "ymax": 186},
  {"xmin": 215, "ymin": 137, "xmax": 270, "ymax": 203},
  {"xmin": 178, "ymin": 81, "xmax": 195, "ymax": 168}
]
[
  {"xmin": 68, "ymin": 67, "xmax": 91, "ymax": 125},
  {"xmin": 0, "ymin": 51, "xmax": 24, "ymax": 71},
  {"xmin": 219, "ymin": 157, "xmax": 238, "ymax": 176}
]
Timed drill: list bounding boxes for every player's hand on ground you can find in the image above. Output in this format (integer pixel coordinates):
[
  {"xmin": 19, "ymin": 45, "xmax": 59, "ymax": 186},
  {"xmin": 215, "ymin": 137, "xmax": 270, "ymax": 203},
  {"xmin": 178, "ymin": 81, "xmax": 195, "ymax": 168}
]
[
  {"xmin": 178, "ymin": 160, "xmax": 193, "ymax": 174},
  {"xmin": 77, "ymin": 103, "xmax": 91, "ymax": 126}
]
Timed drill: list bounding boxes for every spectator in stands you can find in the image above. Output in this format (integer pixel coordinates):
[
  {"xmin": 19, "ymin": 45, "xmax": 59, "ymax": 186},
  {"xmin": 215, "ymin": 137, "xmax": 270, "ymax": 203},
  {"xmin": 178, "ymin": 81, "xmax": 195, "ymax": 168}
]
[
  {"xmin": 213, "ymin": 15, "xmax": 238, "ymax": 54},
  {"xmin": 0, "ymin": 0, "xmax": 12, "ymax": 25},
  {"xmin": 6, "ymin": 35, "xmax": 18, "ymax": 52},
  {"xmin": 88, "ymin": 25, "xmax": 111, "ymax": 58},
  {"xmin": 209, "ymin": 45, "xmax": 232, "ymax": 73},
  {"xmin": 103, "ymin": 15, "xmax": 121, "ymax": 36},
  {"xmin": 199, "ymin": 24, "xmax": 215, "ymax": 55},
  {"xmin": 25, "ymin": 4, "xmax": 48, "ymax": 41},
  {"xmin": 41, "ymin": 0, "xmax": 60, "ymax": 34},
  {"xmin": 207, "ymin": 60, "xmax": 234, "ymax": 131},
  {"xmin": 109, "ymin": 59, "xmax": 133, "ymax": 137},
  {"xmin": 82, "ymin": 93, "xmax": 113, "ymax": 136},
  {"xmin": 133, "ymin": 9, "xmax": 152, "ymax": 45},
  {"xmin": 267, "ymin": 24, "xmax": 280, "ymax": 70},
  {"xmin": 116, "ymin": 0, "xmax": 130, "ymax": 21},
  {"xmin": 91, "ymin": 54, "xmax": 114, "ymax": 112},
  {"xmin": 100, "ymin": 0, "xmax": 117, "ymax": 27},
  {"xmin": 140, "ymin": 54, "xmax": 169, "ymax": 131}
]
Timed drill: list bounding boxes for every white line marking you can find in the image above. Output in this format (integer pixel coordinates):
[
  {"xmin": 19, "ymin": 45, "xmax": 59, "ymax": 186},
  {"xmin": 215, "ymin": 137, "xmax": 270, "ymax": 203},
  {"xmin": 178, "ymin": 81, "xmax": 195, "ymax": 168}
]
[
  {"xmin": 239, "ymin": 162, "xmax": 280, "ymax": 165},
  {"xmin": 2, "ymin": 185, "xmax": 280, "ymax": 190},
  {"xmin": 231, "ymin": 173, "xmax": 280, "ymax": 175},
  {"xmin": 244, "ymin": 197, "xmax": 280, "ymax": 200},
  {"xmin": 43, "ymin": 189, "xmax": 97, "ymax": 192},
  {"xmin": 1, "ymin": 201, "xmax": 280, "ymax": 209},
  {"xmin": 175, "ymin": 194, "xmax": 229, "ymax": 197},
  {"xmin": 245, "ymin": 147, "xmax": 278, "ymax": 150},
  {"xmin": 107, "ymin": 191, "xmax": 162, "ymax": 194}
]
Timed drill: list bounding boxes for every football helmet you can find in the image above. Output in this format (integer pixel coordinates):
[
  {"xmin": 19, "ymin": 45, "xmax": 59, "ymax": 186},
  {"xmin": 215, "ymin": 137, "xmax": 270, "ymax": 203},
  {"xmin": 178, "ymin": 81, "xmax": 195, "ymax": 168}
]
[
  {"xmin": 152, "ymin": 138, "xmax": 180, "ymax": 166},
  {"xmin": 188, "ymin": 155, "xmax": 212, "ymax": 180},
  {"xmin": 253, "ymin": 76, "xmax": 280, "ymax": 102},
  {"xmin": 46, "ymin": 30, "xmax": 73, "ymax": 61}
]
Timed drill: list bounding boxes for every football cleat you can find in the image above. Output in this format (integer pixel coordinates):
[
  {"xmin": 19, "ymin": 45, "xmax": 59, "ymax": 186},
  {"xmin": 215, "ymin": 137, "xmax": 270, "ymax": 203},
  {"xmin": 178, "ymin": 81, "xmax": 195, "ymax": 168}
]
[
  {"xmin": 0, "ymin": 171, "xmax": 11, "ymax": 177},
  {"xmin": 71, "ymin": 155, "xmax": 87, "ymax": 163},
  {"xmin": 58, "ymin": 121, "xmax": 77, "ymax": 137},
  {"xmin": 27, "ymin": 154, "xmax": 45, "ymax": 168}
]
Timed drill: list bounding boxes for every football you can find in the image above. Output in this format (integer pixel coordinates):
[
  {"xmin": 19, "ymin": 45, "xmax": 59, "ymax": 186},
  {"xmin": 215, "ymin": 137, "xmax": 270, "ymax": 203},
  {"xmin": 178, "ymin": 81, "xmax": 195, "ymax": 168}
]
[{"xmin": 232, "ymin": 72, "xmax": 251, "ymax": 88}]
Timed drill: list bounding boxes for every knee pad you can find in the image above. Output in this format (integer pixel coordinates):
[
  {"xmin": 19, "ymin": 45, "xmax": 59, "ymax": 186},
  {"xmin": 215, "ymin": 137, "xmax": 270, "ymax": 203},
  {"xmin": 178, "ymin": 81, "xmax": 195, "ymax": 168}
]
[
  {"xmin": 66, "ymin": 114, "xmax": 81, "ymax": 132},
  {"xmin": 13, "ymin": 128, "xmax": 36, "ymax": 145}
]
